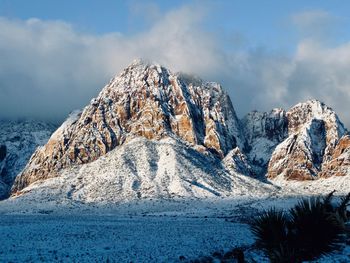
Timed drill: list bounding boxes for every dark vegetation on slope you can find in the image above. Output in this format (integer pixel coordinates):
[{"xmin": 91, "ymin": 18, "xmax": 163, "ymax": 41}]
[{"xmin": 251, "ymin": 191, "xmax": 350, "ymax": 262}]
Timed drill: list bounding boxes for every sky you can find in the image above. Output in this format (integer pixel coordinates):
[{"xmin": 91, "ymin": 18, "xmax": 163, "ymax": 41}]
[{"xmin": 0, "ymin": 0, "xmax": 350, "ymax": 127}]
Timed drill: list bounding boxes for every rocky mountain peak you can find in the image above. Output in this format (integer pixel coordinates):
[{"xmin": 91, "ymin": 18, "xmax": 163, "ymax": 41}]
[
  {"xmin": 12, "ymin": 61, "xmax": 242, "ymax": 193},
  {"xmin": 287, "ymin": 99, "xmax": 346, "ymax": 136},
  {"xmin": 267, "ymin": 99, "xmax": 348, "ymax": 180}
]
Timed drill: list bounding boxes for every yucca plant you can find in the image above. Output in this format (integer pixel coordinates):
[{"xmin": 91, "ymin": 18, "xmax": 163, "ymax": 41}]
[
  {"xmin": 337, "ymin": 192, "xmax": 350, "ymax": 222},
  {"xmin": 250, "ymin": 191, "xmax": 350, "ymax": 262},
  {"xmin": 251, "ymin": 208, "xmax": 288, "ymax": 256},
  {"xmin": 289, "ymin": 197, "xmax": 345, "ymax": 260},
  {"xmin": 323, "ymin": 190, "xmax": 336, "ymax": 213},
  {"xmin": 268, "ymin": 244, "xmax": 298, "ymax": 263}
]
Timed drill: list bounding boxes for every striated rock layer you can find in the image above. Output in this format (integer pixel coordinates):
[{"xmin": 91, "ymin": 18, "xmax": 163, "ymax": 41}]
[
  {"xmin": 12, "ymin": 60, "xmax": 242, "ymax": 193},
  {"xmin": 319, "ymin": 134, "xmax": 350, "ymax": 178}
]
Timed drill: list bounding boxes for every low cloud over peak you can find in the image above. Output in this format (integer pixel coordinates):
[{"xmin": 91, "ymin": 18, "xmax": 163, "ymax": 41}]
[{"xmin": 0, "ymin": 6, "xmax": 349, "ymax": 128}]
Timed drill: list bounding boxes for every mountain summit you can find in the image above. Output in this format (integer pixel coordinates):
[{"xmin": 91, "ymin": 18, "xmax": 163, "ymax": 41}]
[
  {"xmin": 11, "ymin": 60, "xmax": 350, "ymax": 200},
  {"xmin": 12, "ymin": 60, "xmax": 243, "ymax": 194},
  {"xmin": 268, "ymin": 100, "xmax": 347, "ymax": 180}
]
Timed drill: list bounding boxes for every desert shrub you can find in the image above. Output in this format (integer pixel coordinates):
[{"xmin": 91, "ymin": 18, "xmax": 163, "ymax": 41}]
[{"xmin": 250, "ymin": 191, "xmax": 350, "ymax": 262}]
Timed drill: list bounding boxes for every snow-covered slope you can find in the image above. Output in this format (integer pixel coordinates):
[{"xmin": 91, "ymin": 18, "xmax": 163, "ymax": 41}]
[
  {"xmin": 14, "ymin": 137, "xmax": 278, "ymax": 203},
  {"xmin": 0, "ymin": 120, "xmax": 55, "ymax": 198}
]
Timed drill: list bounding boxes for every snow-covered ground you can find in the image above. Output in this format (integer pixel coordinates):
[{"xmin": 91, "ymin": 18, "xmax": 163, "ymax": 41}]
[
  {"xmin": 0, "ymin": 196, "xmax": 259, "ymax": 262},
  {"xmin": 0, "ymin": 214, "xmax": 254, "ymax": 262},
  {"xmin": 0, "ymin": 194, "xmax": 349, "ymax": 262},
  {"xmin": 1, "ymin": 135, "xmax": 349, "ymax": 262}
]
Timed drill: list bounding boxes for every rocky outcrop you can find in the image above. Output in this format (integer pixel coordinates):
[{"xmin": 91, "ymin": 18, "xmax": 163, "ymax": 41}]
[
  {"xmin": 223, "ymin": 147, "xmax": 254, "ymax": 176},
  {"xmin": 267, "ymin": 100, "xmax": 347, "ymax": 180},
  {"xmin": 0, "ymin": 120, "xmax": 55, "ymax": 198},
  {"xmin": 12, "ymin": 60, "xmax": 242, "ymax": 193},
  {"xmin": 286, "ymin": 100, "xmax": 346, "ymax": 161},
  {"xmin": 319, "ymin": 134, "xmax": 350, "ymax": 177},
  {"xmin": 241, "ymin": 108, "xmax": 288, "ymax": 175}
]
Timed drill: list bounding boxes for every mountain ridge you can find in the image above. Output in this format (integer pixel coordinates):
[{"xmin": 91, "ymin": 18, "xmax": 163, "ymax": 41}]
[
  {"xmin": 8, "ymin": 59, "xmax": 350, "ymax": 200},
  {"xmin": 0, "ymin": 120, "xmax": 55, "ymax": 198}
]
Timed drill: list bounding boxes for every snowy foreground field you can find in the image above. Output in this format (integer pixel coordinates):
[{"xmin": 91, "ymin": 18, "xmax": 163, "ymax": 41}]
[
  {"xmin": 0, "ymin": 196, "xmax": 349, "ymax": 262},
  {"xmin": 0, "ymin": 214, "xmax": 252, "ymax": 262}
]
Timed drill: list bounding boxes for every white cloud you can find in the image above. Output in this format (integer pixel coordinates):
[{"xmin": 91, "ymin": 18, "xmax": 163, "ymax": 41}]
[
  {"xmin": 0, "ymin": 6, "xmax": 219, "ymax": 122},
  {"xmin": 288, "ymin": 40, "xmax": 350, "ymax": 124},
  {"xmin": 0, "ymin": 7, "xmax": 349, "ymax": 128}
]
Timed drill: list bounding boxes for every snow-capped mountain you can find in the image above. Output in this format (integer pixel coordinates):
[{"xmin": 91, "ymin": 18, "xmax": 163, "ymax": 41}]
[
  {"xmin": 9, "ymin": 59, "xmax": 350, "ymax": 201},
  {"xmin": 0, "ymin": 120, "xmax": 55, "ymax": 198},
  {"xmin": 12, "ymin": 59, "xmax": 243, "ymax": 195},
  {"xmin": 268, "ymin": 100, "xmax": 347, "ymax": 180}
]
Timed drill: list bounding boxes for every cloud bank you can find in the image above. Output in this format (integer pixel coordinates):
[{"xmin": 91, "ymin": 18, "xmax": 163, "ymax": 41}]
[{"xmin": 0, "ymin": 6, "xmax": 349, "ymax": 128}]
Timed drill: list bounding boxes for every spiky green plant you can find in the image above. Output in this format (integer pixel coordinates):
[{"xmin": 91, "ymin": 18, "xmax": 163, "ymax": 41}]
[
  {"xmin": 337, "ymin": 192, "xmax": 350, "ymax": 222},
  {"xmin": 268, "ymin": 244, "xmax": 298, "ymax": 263},
  {"xmin": 289, "ymin": 197, "xmax": 344, "ymax": 260},
  {"xmin": 323, "ymin": 190, "xmax": 336, "ymax": 213},
  {"xmin": 250, "ymin": 208, "xmax": 288, "ymax": 254},
  {"xmin": 250, "ymin": 191, "xmax": 350, "ymax": 262}
]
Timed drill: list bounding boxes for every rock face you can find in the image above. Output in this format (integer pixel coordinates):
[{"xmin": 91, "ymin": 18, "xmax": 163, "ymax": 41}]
[
  {"xmin": 267, "ymin": 100, "xmax": 347, "ymax": 180},
  {"xmin": 12, "ymin": 60, "xmax": 242, "ymax": 193},
  {"xmin": 319, "ymin": 134, "xmax": 350, "ymax": 177},
  {"xmin": 0, "ymin": 120, "xmax": 55, "ymax": 198},
  {"xmin": 241, "ymin": 108, "xmax": 288, "ymax": 175},
  {"xmin": 9, "ymin": 60, "xmax": 350, "ymax": 197},
  {"xmin": 223, "ymin": 147, "xmax": 254, "ymax": 176}
]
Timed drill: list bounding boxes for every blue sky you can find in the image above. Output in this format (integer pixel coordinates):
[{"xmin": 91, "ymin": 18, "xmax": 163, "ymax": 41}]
[
  {"xmin": 0, "ymin": 0, "xmax": 350, "ymax": 126},
  {"xmin": 2, "ymin": 0, "xmax": 349, "ymax": 50}
]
